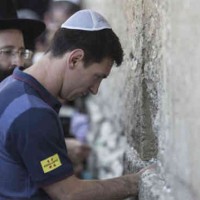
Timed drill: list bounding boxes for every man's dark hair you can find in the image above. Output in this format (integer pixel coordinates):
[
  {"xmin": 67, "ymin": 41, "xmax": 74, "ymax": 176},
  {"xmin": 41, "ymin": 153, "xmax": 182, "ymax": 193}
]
[{"xmin": 48, "ymin": 28, "xmax": 123, "ymax": 66}]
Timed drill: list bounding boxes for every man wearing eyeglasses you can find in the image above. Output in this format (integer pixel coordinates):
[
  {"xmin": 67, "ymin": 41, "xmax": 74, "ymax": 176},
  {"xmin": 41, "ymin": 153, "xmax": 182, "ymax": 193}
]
[{"xmin": 0, "ymin": 0, "xmax": 45, "ymax": 81}]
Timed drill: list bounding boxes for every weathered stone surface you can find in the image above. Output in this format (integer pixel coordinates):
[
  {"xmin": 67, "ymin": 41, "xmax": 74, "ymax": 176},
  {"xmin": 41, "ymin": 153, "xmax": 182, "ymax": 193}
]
[{"xmin": 83, "ymin": 0, "xmax": 200, "ymax": 200}]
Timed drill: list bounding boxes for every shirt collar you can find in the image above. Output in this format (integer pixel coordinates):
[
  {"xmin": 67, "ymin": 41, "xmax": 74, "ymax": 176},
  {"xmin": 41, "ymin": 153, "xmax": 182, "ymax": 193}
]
[{"xmin": 12, "ymin": 67, "xmax": 62, "ymax": 113}]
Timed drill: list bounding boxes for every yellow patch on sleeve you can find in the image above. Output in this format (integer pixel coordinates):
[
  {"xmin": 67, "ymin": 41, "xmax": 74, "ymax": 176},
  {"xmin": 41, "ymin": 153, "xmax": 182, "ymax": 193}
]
[{"xmin": 40, "ymin": 153, "xmax": 62, "ymax": 173}]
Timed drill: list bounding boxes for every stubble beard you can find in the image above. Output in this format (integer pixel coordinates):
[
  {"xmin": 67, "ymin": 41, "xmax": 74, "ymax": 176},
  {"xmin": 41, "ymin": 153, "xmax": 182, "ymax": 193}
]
[{"xmin": 0, "ymin": 65, "xmax": 14, "ymax": 82}]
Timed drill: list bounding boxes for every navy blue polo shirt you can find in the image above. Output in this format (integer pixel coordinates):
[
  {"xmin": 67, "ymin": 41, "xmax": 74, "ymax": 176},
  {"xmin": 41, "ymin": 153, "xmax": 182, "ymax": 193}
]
[{"xmin": 0, "ymin": 67, "xmax": 74, "ymax": 199}]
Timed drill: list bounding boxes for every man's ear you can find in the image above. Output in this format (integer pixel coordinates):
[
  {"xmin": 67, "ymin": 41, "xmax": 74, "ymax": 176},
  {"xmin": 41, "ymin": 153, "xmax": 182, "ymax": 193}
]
[{"xmin": 68, "ymin": 49, "xmax": 84, "ymax": 69}]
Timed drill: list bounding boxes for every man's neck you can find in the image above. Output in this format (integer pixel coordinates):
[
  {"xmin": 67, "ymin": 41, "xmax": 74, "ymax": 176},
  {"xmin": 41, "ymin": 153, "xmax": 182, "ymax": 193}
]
[{"xmin": 24, "ymin": 53, "xmax": 65, "ymax": 99}]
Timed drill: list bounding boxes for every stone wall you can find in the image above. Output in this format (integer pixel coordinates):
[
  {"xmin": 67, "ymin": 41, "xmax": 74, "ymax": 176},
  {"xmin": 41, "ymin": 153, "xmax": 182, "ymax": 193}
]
[{"xmin": 82, "ymin": 0, "xmax": 200, "ymax": 200}]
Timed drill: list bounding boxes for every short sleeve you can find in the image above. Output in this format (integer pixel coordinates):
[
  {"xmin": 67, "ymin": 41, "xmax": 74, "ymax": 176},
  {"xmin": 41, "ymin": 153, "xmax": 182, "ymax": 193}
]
[{"xmin": 8, "ymin": 107, "xmax": 74, "ymax": 186}]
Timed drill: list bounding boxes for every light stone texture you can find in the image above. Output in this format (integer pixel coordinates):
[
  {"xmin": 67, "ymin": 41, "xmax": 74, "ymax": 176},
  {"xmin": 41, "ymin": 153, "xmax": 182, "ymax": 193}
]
[{"xmin": 83, "ymin": 0, "xmax": 200, "ymax": 200}]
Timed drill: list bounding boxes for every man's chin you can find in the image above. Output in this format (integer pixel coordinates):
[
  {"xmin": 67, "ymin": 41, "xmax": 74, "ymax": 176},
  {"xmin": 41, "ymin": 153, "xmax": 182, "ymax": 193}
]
[
  {"xmin": 67, "ymin": 97, "xmax": 76, "ymax": 101},
  {"xmin": 67, "ymin": 94, "xmax": 81, "ymax": 101}
]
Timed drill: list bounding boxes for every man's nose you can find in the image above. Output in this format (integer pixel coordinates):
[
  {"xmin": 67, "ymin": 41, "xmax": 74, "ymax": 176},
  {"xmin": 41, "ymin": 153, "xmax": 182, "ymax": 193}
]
[
  {"xmin": 89, "ymin": 82, "xmax": 101, "ymax": 95},
  {"xmin": 11, "ymin": 54, "xmax": 24, "ymax": 67}
]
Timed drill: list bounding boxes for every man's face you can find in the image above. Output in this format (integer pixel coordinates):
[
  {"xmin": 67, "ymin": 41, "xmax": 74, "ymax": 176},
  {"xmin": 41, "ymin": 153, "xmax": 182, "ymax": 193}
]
[
  {"xmin": 0, "ymin": 29, "xmax": 25, "ymax": 80},
  {"xmin": 61, "ymin": 57, "xmax": 113, "ymax": 101}
]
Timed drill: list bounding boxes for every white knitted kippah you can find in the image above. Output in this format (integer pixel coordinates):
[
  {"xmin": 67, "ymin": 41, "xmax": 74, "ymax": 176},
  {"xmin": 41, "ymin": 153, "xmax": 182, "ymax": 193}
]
[{"xmin": 61, "ymin": 9, "xmax": 111, "ymax": 31}]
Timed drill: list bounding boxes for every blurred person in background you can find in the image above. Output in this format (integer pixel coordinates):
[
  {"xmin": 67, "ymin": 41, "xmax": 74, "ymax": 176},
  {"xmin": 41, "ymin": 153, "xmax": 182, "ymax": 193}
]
[
  {"xmin": 32, "ymin": 0, "xmax": 82, "ymax": 63},
  {"xmin": 44, "ymin": 0, "xmax": 81, "ymax": 46},
  {"xmin": 13, "ymin": 0, "xmax": 51, "ymax": 20},
  {"xmin": 0, "ymin": 0, "xmax": 45, "ymax": 81}
]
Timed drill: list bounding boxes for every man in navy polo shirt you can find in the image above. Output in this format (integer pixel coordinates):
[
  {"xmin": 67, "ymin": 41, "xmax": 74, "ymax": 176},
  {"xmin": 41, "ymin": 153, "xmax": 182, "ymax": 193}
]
[{"xmin": 0, "ymin": 9, "xmax": 153, "ymax": 200}]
